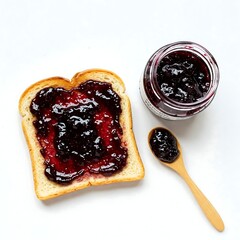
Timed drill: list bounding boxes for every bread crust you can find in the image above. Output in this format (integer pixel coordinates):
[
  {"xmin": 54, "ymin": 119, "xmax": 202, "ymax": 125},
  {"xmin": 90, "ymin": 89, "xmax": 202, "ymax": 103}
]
[{"xmin": 19, "ymin": 69, "xmax": 144, "ymax": 200}]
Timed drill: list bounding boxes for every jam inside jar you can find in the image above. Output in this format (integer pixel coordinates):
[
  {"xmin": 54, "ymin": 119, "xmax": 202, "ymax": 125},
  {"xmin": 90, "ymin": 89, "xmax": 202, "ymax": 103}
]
[{"xmin": 140, "ymin": 41, "xmax": 220, "ymax": 120}]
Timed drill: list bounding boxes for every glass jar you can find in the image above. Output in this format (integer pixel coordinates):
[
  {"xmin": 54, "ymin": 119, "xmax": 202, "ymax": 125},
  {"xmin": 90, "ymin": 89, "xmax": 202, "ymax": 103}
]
[{"xmin": 139, "ymin": 41, "xmax": 220, "ymax": 120}]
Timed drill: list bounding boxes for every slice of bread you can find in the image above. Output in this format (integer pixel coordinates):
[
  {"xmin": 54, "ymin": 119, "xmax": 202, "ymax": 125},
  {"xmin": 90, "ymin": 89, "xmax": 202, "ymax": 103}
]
[{"xmin": 19, "ymin": 69, "xmax": 144, "ymax": 200}]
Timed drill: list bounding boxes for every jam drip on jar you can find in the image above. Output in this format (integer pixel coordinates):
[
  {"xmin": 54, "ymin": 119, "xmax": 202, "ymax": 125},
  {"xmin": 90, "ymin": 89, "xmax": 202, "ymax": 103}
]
[
  {"xmin": 30, "ymin": 80, "xmax": 127, "ymax": 184},
  {"xmin": 149, "ymin": 128, "xmax": 179, "ymax": 163},
  {"xmin": 157, "ymin": 51, "xmax": 211, "ymax": 103}
]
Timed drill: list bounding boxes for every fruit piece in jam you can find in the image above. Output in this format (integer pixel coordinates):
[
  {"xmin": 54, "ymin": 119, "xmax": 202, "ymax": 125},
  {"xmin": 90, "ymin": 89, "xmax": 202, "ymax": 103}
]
[{"xmin": 30, "ymin": 80, "xmax": 127, "ymax": 184}]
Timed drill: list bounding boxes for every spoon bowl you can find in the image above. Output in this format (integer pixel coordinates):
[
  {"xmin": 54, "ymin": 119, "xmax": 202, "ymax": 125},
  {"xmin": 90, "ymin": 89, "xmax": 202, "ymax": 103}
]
[{"xmin": 148, "ymin": 127, "xmax": 224, "ymax": 232}]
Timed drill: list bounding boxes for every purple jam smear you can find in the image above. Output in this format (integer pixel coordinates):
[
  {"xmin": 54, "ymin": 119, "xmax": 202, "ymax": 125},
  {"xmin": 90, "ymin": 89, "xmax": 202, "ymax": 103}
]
[
  {"xmin": 156, "ymin": 51, "xmax": 211, "ymax": 103},
  {"xmin": 30, "ymin": 80, "xmax": 128, "ymax": 184},
  {"xmin": 149, "ymin": 128, "xmax": 179, "ymax": 163}
]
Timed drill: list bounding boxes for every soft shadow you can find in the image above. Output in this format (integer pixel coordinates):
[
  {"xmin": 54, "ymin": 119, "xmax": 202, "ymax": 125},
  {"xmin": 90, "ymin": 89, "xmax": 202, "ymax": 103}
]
[
  {"xmin": 41, "ymin": 180, "xmax": 144, "ymax": 206},
  {"xmin": 148, "ymin": 109, "xmax": 208, "ymax": 139}
]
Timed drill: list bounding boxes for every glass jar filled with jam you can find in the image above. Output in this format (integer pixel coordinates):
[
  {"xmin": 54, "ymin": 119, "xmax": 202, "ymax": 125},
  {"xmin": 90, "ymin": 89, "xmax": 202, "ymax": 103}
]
[{"xmin": 140, "ymin": 41, "xmax": 220, "ymax": 120}]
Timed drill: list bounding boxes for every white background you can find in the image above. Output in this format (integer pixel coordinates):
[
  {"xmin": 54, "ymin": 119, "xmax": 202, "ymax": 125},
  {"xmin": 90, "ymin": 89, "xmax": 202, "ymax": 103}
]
[{"xmin": 0, "ymin": 0, "xmax": 239, "ymax": 239}]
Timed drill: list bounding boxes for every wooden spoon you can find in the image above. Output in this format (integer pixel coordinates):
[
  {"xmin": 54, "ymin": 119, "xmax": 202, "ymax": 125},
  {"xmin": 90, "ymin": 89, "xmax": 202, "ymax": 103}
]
[{"xmin": 148, "ymin": 127, "xmax": 224, "ymax": 232}]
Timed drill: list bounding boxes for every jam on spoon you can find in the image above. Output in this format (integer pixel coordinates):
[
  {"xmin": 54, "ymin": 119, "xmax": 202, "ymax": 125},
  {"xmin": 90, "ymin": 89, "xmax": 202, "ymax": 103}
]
[{"xmin": 149, "ymin": 127, "xmax": 179, "ymax": 163}]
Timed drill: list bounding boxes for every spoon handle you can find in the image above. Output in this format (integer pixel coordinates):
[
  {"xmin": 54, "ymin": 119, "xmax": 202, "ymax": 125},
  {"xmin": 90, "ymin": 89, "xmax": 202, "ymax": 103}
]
[{"xmin": 178, "ymin": 168, "xmax": 224, "ymax": 232}]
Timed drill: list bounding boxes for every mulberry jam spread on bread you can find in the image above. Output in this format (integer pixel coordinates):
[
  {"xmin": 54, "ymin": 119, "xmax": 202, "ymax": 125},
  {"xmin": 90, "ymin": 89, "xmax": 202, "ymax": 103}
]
[
  {"xmin": 19, "ymin": 69, "xmax": 144, "ymax": 200},
  {"xmin": 31, "ymin": 80, "xmax": 128, "ymax": 183}
]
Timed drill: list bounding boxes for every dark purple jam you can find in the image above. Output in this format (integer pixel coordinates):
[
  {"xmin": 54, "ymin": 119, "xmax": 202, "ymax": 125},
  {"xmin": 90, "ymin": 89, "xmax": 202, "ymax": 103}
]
[
  {"xmin": 149, "ymin": 128, "xmax": 179, "ymax": 163},
  {"xmin": 30, "ymin": 80, "xmax": 128, "ymax": 184},
  {"xmin": 156, "ymin": 51, "xmax": 211, "ymax": 103}
]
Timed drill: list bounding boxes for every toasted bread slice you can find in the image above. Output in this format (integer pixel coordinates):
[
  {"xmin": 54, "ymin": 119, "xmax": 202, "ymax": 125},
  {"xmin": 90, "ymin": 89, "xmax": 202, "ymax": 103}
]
[{"xmin": 19, "ymin": 69, "xmax": 144, "ymax": 200}]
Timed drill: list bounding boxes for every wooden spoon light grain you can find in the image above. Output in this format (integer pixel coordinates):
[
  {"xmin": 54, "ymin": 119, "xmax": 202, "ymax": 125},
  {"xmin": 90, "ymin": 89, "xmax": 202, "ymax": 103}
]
[{"xmin": 148, "ymin": 127, "xmax": 224, "ymax": 232}]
